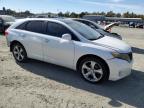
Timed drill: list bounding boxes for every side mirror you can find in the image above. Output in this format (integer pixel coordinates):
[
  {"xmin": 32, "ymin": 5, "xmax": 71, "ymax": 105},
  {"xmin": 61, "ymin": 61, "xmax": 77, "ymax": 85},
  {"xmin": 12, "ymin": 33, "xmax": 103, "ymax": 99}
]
[{"xmin": 62, "ymin": 34, "xmax": 72, "ymax": 41}]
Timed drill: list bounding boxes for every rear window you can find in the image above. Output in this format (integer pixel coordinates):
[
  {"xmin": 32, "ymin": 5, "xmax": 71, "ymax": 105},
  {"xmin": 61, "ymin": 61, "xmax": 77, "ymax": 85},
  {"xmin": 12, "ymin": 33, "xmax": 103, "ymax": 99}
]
[
  {"xmin": 16, "ymin": 21, "xmax": 45, "ymax": 34},
  {"xmin": 16, "ymin": 22, "xmax": 27, "ymax": 30},
  {"xmin": 26, "ymin": 21, "xmax": 45, "ymax": 34}
]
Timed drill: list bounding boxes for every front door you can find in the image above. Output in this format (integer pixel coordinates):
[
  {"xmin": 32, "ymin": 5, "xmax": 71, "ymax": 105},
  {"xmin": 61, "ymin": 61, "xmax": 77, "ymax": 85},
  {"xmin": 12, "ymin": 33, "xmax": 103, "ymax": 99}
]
[{"xmin": 43, "ymin": 21, "xmax": 75, "ymax": 68}]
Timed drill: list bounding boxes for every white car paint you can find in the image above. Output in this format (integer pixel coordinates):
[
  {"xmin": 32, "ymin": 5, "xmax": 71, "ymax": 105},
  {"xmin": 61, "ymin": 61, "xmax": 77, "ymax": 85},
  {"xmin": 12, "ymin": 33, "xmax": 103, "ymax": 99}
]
[
  {"xmin": 92, "ymin": 36, "xmax": 131, "ymax": 53},
  {"xmin": 6, "ymin": 18, "xmax": 133, "ymax": 81}
]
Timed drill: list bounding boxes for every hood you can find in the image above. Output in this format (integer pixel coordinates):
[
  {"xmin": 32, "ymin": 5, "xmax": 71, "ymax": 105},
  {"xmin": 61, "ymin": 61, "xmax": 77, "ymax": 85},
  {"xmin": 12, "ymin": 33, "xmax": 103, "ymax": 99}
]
[{"xmin": 92, "ymin": 36, "xmax": 132, "ymax": 53}]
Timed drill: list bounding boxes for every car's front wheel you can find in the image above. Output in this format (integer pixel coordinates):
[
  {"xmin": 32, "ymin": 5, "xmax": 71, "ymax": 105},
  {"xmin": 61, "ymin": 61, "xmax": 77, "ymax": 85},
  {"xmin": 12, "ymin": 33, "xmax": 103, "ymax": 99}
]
[
  {"xmin": 78, "ymin": 57, "xmax": 109, "ymax": 83},
  {"xmin": 12, "ymin": 43, "xmax": 27, "ymax": 62}
]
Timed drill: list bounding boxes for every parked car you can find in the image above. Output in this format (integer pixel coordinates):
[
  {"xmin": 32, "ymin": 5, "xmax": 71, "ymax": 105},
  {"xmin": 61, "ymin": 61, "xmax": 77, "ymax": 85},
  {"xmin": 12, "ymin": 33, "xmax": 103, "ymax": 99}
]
[
  {"xmin": 0, "ymin": 15, "xmax": 16, "ymax": 33},
  {"xmin": 129, "ymin": 22, "xmax": 136, "ymax": 28},
  {"xmin": 136, "ymin": 23, "xmax": 144, "ymax": 28},
  {"xmin": 73, "ymin": 18, "xmax": 122, "ymax": 40},
  {"xmin": 6, "ymin": 18, "xmax": 133, "ymax": 83}
]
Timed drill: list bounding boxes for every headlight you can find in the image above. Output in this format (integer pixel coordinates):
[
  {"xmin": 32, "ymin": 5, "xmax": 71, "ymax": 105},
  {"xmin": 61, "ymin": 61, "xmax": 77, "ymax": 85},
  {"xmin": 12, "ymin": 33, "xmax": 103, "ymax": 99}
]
[{"xmin": 111, "ymin": 52, "xmax": 131, "ymax": 62}]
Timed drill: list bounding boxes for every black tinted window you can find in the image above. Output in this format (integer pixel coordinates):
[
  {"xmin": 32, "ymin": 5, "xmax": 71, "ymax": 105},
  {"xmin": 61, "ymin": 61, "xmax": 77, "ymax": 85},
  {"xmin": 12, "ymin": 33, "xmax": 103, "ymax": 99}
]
[
  {"xmin": 47, "ymin": 22, "xmax": 69, "ymax": 37},
  {"xmin": 47, "ymin": 22, "xmax": 79, "ymax": 41},
  {"xmin": 16, "ymin": 22, "xmax": 27, "ymax": 30},
  {"xmin": 26, "ymin": 21, "xmax": 45, "ymax": 34}
]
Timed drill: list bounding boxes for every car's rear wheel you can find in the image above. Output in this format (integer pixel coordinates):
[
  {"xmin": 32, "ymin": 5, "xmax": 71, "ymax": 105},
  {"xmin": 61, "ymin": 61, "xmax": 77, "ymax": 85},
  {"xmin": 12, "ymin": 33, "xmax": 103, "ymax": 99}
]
[
  {"xmin": 12, "ymin": 43, "xmax": 27, "ymax": 62},
  {"xmin": 78, "ymin": 57, "xmax": 109, "ymax": 83}
]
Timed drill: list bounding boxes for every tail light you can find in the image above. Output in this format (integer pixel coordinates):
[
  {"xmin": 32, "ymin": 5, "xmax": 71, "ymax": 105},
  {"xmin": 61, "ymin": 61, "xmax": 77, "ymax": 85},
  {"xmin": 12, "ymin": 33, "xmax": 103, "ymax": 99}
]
[{"xmin": 4, "ymin": 31, "xmax": 9, "ymax": 36}]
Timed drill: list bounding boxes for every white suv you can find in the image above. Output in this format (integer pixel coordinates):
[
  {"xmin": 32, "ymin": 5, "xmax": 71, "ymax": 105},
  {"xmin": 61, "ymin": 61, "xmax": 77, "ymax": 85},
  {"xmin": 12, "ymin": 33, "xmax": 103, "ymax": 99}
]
[{"xmin": 6, "ymin": 18, "xmax": 133, "ymax": 83}]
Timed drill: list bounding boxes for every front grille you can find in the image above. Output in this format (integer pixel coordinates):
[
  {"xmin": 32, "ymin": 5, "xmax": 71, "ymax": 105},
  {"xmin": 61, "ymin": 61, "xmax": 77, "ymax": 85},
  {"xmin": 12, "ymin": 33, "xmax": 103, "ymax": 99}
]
[{"xmin": 128, "ymin": 52, "xmax": 133, "ymax": 61}]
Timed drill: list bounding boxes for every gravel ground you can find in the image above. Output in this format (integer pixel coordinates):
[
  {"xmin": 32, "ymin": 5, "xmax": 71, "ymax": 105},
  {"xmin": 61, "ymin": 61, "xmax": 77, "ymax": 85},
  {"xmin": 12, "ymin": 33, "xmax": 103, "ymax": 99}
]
[{"xmin": 0, "ymin": 27, "xmax": 144, "ymax": 108}]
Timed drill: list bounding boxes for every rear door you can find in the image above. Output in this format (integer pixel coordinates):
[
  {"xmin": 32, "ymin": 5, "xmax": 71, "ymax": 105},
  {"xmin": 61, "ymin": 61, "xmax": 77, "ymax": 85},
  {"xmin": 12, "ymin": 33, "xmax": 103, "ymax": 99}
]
[{"xmin": 16, "ymin": 20, "xmax": 46, "ymax": 60}]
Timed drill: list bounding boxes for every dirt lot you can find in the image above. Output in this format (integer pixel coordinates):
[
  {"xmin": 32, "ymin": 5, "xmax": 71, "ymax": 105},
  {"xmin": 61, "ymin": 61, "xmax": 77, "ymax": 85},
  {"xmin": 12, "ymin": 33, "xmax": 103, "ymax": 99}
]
[{"xmin": 0, "ymin": 27, "xmax": 144, "ymax": 108}]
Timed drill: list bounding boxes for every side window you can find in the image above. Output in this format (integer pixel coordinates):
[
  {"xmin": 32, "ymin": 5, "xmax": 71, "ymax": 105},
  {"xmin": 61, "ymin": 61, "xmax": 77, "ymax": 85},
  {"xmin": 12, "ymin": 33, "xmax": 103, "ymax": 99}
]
[
  {"xmin": 47, "ymin": 22, "xmax": 69, "ymax": 37},
  {"xmin": 26, "ymin": 21, "xmax": 45, "ymax": 34},
  {"xmin": 16, "ymin": 22, "xmax": 27, "ymax": 30},
  {"xmin": 47, "ymin": 22, "xmax": 79, "ymax": 41}
]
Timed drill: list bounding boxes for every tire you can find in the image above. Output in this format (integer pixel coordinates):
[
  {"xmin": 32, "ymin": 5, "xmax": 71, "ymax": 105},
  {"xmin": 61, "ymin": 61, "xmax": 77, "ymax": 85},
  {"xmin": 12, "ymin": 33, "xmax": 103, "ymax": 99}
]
[
  {"xmin": 78, "ymin": 57, "xmax": 109, "ymax": 83},
  {"xmin": 12, "ymin": 43, "xmax": 28, "ymax": 63}
]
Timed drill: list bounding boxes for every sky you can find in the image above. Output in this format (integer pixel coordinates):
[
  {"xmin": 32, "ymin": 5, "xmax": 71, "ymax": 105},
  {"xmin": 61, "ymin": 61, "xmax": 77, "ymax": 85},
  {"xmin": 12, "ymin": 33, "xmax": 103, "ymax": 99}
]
[{"xmin": 0, "ymin": 0, "xmax": 144, "ymax": 14}]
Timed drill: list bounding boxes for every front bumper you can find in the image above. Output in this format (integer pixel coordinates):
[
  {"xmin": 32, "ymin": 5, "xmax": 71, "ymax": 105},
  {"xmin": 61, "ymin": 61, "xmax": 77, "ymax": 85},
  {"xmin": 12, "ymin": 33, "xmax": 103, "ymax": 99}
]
[{"xmin": 107, "ymin": 58, "xmax": 133, "ymax": 81}]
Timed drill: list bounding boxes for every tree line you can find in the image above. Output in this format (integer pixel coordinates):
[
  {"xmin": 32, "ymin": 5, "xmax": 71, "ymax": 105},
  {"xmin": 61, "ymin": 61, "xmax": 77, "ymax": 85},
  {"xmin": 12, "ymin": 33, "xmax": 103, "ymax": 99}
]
[
  {"xmin": 58, "ymin": 11, "xmax": 144, "ymax": 20},
  {"xmin": 1, "ymin": 7, "xmax": 33, "ymax": 17},
  {"xmin": 1, "ymin": 7, "xmax": 144, "ymax": 20}
]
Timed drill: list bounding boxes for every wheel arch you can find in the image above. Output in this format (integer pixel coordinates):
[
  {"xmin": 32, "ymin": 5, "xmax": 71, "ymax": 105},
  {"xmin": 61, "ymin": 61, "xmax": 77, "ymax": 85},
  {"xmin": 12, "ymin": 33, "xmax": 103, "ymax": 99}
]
[
  {"xmin": 76, "ymin": 54, "xmax": 110, "ymax": 78},
  {"xmin": 10, "ymin": 40, "xmax": 28, "ymax": 62},
  {"xmin": 10, "ymin": 40, "xmax": 25, "ymax": 52}
]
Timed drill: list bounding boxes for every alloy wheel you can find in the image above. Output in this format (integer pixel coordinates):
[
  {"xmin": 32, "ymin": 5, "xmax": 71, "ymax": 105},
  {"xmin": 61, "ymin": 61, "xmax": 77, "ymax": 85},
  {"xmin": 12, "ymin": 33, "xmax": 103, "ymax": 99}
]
[
  {"xmin": 81, "ymin": 61, "xmax": 103, "ymax": 82},
  {"xmin": 13, "ymin": 45, "xmax": 25, "ymax": 61}
]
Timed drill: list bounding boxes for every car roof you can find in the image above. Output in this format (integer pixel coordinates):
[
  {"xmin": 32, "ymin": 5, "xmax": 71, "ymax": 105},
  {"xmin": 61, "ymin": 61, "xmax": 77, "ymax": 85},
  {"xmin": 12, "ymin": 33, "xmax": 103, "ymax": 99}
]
[
  {"xmin": 18, "ymin": 18, "xmax": 73, "ymax": 22},
  {"xmin": 8, "ymin": 18, "xmax": 77, "ymax": 31}
]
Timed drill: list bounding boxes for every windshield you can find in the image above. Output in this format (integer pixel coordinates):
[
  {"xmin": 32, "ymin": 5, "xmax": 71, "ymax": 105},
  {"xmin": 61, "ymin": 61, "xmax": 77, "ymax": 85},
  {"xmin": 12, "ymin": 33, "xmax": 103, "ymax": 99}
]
[
  {"xmin": 62, "ymin": 20, "xmax": 103, "ymax": 40},
  {"xmin": 92, "ymin": 22, "xmax": 104, "ymax": 29},
  {"xmin": 96, "ymin": 29, "xmax": 111, "ymax": 35},
  {"xmin": 2, "ymin": 16, "xmax": 15, "ymax": 22}
]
